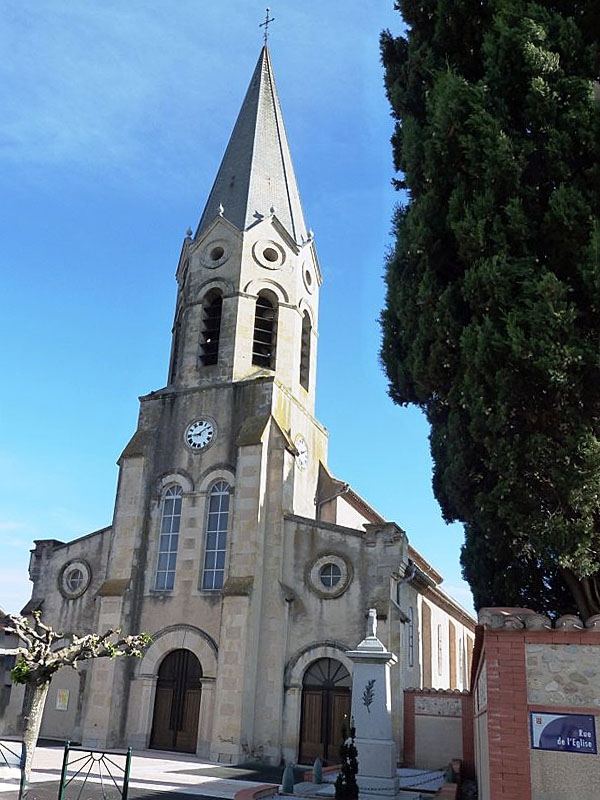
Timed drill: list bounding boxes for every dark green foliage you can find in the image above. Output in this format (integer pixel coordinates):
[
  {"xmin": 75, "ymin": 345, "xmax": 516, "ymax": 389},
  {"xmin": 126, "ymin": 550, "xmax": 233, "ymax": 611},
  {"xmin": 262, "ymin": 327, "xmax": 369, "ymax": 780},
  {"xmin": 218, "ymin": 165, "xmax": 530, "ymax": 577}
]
[
  {"xmin": 334, "ymin": 723, "xmax": 359, "ymax": 800},
  {"xmin": 381, "ymin": 0, "xmax": 600, "ymax": 617}
]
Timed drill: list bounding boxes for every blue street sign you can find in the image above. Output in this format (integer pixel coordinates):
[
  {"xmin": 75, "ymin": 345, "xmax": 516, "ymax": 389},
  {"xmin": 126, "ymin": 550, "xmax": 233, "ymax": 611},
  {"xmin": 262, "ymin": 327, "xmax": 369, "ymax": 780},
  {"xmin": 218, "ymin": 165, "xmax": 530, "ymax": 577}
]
[{"xmin": 530, "ymin": 712, "xmax": 597, "ymax": 754}]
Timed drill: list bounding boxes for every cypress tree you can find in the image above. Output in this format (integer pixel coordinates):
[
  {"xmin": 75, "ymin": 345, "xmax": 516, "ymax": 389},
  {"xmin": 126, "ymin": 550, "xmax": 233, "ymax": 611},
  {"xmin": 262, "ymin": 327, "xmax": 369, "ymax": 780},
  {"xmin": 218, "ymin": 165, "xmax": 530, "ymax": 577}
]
[{"xmin": 381, "ymin": 1, "xmax": 600, "ymax": 618}]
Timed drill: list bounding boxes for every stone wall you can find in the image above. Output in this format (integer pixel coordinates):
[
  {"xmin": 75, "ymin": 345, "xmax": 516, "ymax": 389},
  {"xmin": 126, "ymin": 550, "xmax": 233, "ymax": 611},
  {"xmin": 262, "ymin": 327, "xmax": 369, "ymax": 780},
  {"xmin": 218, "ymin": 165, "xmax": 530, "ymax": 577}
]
[
  {"xmin": 527, "ymin": 642, "xmax": 600, "ymax": 707},
  {"xmin": 472, "ymin": 608, "xmax": 600, "ymax": 800}
]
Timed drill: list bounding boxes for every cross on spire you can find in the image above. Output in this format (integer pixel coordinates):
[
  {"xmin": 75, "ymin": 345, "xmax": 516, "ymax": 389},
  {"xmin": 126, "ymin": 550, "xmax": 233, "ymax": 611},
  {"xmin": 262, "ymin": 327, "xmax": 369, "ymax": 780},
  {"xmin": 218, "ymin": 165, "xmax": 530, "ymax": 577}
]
[{"xmin": 259, "ymin": 8, "xmax": 275, "ymax": 45}]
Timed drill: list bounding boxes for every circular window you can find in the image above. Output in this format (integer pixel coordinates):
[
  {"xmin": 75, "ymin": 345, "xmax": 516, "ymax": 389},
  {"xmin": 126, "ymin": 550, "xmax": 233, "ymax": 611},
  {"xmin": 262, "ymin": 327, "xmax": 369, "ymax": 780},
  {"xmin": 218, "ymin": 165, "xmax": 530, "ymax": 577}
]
[
  {"xmin": 263, "ymin": 247, "xmax": 278, "ymax": 263},
  {"xmin": 66, "ymin": 568, "xmax": 84, "ymax": 592},
  {"xmin": 302, "ymin": 262, "xmax": 315, "ymax": 294},
  {"xmin": 201, "ymin": 240, "xmax": 230, "ymax": 268},
  {"xmin": 307, "ymin": 554, "xmax": 352, "ymax": 599},
  {"xmin": 252, "ymin": 240, "xmax": 285, "ymax": 269},
  {"xmin": 319, "ymin": 563, "xmax": 342, "ymax": 588},
  {"xmin": 59, "ymin": 560, "xmax": 92, "ymax": 599}
]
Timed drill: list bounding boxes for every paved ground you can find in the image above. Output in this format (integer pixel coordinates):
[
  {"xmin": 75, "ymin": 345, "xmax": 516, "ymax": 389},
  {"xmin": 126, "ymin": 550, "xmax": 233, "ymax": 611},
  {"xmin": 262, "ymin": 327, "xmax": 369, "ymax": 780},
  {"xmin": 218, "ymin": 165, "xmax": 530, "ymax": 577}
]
[
  {"xmin": 0, "ymin": 742, "xmax": 303, "ymax": 800},
  {"xmin": 0, "ymin": 741, "xmax": 445, "ymax": 800}
]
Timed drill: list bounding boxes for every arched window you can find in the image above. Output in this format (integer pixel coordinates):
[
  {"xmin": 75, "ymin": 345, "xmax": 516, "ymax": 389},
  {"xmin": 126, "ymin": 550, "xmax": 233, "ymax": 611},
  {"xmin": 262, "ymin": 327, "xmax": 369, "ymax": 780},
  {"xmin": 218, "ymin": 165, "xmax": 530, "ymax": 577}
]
[
  {"xmin": 155, "ymin": 485, "xmax": 183, "ymax": 591},
  {"xmin": 201, "ymin": 481, "xmax": 230, "ymax": 590},
  {"xmin": 200, "ymin": 291, "xmax": 223, "ymax": 366},
  {"xmin": 299, "ymin": 310, "xmax": 311, "ymax": 390},
  {"xmin": 252, "ymin": 294, "xmax": 277, "ymax": 369}
]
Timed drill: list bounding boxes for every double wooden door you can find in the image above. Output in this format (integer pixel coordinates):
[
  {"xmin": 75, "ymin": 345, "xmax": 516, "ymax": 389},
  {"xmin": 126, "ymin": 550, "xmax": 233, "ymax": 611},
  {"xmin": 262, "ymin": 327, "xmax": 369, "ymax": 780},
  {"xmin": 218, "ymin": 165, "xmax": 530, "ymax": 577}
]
[
  {"xmin": 299, "ymin": 658, "xmax": 351, "ymax": 765},
  {"xmin": 150, "ymin": 649, "xmax": 202, "ymax": 753}
]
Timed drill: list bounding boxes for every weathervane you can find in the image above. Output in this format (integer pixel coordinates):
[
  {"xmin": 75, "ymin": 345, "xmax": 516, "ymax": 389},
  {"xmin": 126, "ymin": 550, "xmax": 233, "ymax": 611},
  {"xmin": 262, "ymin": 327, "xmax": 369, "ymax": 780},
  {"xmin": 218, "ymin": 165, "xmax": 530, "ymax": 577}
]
[{"xmin": 259, "ymin": 8, "xmax": 275, "ymax": 45}]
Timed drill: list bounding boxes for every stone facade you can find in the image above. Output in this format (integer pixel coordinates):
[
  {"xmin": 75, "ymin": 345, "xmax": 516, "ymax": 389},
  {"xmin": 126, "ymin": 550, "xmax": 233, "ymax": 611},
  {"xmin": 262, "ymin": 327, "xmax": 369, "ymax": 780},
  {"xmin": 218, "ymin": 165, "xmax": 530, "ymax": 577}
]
[
  {"xmin": 526, "ymin": 643, "xmax": 600, "ymax": 708},
  {"xmin": 1, "ymin": 46, "xmax": 475, "ymax": 766}
]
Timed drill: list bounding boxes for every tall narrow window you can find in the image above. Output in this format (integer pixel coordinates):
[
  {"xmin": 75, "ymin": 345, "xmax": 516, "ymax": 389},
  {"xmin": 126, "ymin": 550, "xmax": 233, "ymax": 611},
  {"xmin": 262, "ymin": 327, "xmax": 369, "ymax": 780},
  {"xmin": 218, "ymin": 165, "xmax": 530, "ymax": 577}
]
[
  {"xmin": 252, "ymin": 294, "xmax": 277, "ymax": 369},
  {"xmin": 449, "ymin": 621, "xmax": 457, "ymax": 688},
  {"xmin": 155, "ymin": 485, "xmax": 183, "ymax": 591},
  {"xmin": 437, "ymin": 624, "xmax": 443, "ymax": 676},
  {"xmin": 408, "ymin": 606, "xmax": 415, "ymax": 667},
  {"xmin": 201, "ymin": 481, "xmax": 230, "ymax": 590},
  {"xmin": 299, "ymin": 311, "xmax": 311, "ymax": 390},
  {"xmin": 200, "ymin": 292, "xmax": 223, "ymax": 366},
  {"xmin": 168, "ymin": 314, "xmax": 182, "ymax": 384}
]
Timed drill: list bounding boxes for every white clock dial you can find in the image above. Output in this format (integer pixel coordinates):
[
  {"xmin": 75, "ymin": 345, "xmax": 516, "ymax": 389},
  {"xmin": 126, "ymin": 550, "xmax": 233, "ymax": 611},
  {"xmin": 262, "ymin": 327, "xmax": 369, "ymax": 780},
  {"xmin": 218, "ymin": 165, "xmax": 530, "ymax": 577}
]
[
  {"xmin": 295, "ymin": 435, "xmax": 308, "ymax": 470},
  {"xmin": 185, "ymin": 418, "xmax": 216, "ymax": 451}
]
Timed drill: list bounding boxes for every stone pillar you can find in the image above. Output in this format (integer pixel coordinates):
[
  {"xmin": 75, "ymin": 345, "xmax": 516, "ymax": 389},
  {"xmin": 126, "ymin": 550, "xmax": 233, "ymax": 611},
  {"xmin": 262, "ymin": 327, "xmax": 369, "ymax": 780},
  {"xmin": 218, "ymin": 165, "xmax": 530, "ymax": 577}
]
[{"xmin": 346, "ymin": 609, "xmax": 399, "ymax": 800}]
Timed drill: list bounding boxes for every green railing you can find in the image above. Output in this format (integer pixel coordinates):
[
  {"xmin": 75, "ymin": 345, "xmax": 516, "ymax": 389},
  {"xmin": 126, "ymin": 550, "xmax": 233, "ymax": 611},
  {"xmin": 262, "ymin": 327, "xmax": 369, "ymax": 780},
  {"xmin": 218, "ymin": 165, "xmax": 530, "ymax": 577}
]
[
  {"xmin": 57, "ymin": 740, "xmax": 132, "ymax": 800},
  {"xmin": 0, "ymin": 739, "xmax": 26, "ymax": 799}
]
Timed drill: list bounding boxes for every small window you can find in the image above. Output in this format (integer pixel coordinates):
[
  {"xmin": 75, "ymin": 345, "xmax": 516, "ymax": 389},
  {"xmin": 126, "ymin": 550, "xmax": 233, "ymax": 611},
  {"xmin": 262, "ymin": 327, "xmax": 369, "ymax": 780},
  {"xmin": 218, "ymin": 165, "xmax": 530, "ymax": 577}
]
[
  {"xmin": 66, "ymin": 569, "xmax": 84, "ymax": 592},
  {"xmin": 319, "ymin": 562, "xmax": 341, "ymax": 587},
  {"xmin": 299, "ymin": 311, "xmax": 311, "ymax": 390},
  {"xmin": 201, "ymin": 481, "xmax": 230, "ymax": 590},
  {"xmin": 200, "ymin": 292, "xmax": 223, "ymax": 366},
  {"xmin": 155, "ymin": 485, "xmax": 183, "ymax": 591},
  {"xmin": 252, "ymin": 294, "xmax": 277, "ymax": 369},
  {"xmin": 263, "ymin": 247, "xmax": 279, "ymax": 263},
  {"xmin": 437, "ymin": 623, "xmax": 443, "ymax": 676}
]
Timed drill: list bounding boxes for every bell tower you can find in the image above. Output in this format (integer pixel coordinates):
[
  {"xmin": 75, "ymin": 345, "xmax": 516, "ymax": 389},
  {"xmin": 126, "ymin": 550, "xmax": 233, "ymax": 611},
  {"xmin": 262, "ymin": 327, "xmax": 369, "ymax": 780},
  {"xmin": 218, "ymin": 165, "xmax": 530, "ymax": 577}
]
[
  {"xmin": 83, "ymin": 46, "xmax": 330, "ymax": 761},
  {"xmin": 167, "ymin": 47, "xmax": 321, "ymax": 413}
]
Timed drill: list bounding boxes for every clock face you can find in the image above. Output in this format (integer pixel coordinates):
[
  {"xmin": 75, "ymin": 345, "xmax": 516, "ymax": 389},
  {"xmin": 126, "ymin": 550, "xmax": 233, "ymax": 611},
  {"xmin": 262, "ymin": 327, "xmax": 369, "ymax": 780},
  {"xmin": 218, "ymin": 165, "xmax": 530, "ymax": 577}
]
[
  {"xmin": 185, "ymin": 418, "xmax": 216, "ymax": 451},
  {"xmin": 295, "ymin": 435, "xmax": 308, "ymax": 470}
]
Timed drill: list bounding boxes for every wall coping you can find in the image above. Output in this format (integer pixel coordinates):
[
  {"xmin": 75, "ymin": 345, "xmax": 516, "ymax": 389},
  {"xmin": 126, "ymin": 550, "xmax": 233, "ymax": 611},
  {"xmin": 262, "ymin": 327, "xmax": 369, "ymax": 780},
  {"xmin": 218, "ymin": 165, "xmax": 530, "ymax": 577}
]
[
  {"xmin": 404, "ymin": 687, "xmax": 470, "ymax": 695},
  {"xmin": 478, "ymin": 607, "xmax": 600, "ymax": 632}
]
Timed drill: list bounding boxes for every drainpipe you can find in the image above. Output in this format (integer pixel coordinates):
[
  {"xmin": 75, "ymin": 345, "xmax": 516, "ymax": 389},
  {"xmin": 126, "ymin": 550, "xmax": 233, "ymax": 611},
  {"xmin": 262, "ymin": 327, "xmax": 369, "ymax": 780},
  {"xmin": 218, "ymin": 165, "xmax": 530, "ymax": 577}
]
[{"xmin": 396, "ymin": 560, "xmax": 417, "ymax": 607}]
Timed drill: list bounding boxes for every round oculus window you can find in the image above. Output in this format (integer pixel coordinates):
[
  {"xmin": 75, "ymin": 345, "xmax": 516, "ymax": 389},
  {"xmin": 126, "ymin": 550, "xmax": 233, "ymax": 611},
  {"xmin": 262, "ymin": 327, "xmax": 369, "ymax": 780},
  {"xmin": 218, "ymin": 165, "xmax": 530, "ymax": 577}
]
[
  {"xmin": 319, "ymin": 562, "xmax": 342, "ymax": 587},
  {"xmin": 59, "ymin": 560, "xmax": 92, "ymax": 599},
  {"xmin": 306, "ymin": 554, "xmax": 352, "ymax": 599},
  {"xmin": 201, "ymin": 240, "xmax": 230, "ymax": 268},
  {"xmin": 302, "ymin": 263, "xmax": 315, "ymax": 294},
  {"xmin": 252, "ymin": 240, "xmax": 285, "ymax": 269}
]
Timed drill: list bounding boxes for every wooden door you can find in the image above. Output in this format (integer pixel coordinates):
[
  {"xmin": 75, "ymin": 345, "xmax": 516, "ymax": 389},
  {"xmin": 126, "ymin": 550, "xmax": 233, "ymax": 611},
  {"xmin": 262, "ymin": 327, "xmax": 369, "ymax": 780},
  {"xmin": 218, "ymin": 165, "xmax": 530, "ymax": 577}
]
[
  {"xmin": 298, "ymin": 658, "xmax": 351, "ymax": 765},
  {"xmin": 150, "ymin": 649, "xmax": 202, "ymax": 753},
  {"xmin": 299, "ymin": 689, "xmax": 323, "ymax": 764}
]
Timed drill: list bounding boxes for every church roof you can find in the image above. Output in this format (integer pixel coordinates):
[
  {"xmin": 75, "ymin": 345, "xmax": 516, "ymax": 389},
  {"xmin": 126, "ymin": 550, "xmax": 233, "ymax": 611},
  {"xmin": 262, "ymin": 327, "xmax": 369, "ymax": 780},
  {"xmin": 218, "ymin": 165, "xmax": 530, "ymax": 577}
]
[{"xmin": 195, "ymin": 47, "xmax": 308, "ymax": 243}]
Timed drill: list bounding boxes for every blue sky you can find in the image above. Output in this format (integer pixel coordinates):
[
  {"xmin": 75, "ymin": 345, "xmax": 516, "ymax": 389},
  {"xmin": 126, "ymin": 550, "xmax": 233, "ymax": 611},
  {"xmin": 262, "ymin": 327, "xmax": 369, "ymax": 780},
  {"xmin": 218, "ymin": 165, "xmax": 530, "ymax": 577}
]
[{"xmin": 0, "ymin": 2, "xmax": 474, "ymax": 616}]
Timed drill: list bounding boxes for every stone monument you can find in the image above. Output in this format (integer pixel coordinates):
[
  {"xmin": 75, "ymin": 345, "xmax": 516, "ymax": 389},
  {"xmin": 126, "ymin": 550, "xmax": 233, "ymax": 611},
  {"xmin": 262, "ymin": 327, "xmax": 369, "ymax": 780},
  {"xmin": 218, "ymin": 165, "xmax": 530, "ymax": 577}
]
[{"xmin": 346, "ymin": 609, "xmax": 399, "ymax": 799}]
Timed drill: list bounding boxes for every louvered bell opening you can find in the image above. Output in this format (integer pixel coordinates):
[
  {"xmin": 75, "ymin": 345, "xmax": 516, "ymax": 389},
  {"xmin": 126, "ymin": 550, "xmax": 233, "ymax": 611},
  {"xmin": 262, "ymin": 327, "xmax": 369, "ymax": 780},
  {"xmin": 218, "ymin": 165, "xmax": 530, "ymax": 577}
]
[
  {"xmin": 299, "ymin": 311, "xmax": 311, "ymax": 390},
  {"xmin": 252, "ymin": 296, "xmax": 276, "ymax": 369},
  {"xmin": 200, "ymin": 295, "xmax": 223, "ymax": 366}
]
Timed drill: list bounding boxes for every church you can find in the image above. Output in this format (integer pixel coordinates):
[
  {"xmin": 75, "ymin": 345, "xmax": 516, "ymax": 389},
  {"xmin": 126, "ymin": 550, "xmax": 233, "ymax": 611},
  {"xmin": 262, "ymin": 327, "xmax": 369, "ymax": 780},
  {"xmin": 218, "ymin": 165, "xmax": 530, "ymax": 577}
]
[{"xmin": 2, "ymin": 46, "xmax": 474, "ymax": 766}]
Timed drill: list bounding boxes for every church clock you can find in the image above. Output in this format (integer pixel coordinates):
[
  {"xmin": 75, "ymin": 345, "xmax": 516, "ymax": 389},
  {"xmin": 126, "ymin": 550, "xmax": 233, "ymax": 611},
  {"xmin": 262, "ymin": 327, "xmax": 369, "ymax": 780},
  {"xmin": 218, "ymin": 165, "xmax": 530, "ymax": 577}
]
[
  {"xmin": 294, "ymin": 435, "xmax": 308, "ymax": 470},
  {"xmin": 185, "ymin": 418, "xmax": 216, "ymax": 451}
]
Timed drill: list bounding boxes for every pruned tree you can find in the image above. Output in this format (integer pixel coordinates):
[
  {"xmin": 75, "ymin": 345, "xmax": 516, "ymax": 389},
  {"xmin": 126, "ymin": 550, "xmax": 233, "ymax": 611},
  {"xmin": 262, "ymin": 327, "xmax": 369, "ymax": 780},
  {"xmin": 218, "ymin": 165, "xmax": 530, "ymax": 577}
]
[
  {"xmin": 1, "ymin": 612, "xmax": 150, "ymax": 797},
  {"xmin": 380, "ymin": 1, "xmax": 600, "ymax": 618}
]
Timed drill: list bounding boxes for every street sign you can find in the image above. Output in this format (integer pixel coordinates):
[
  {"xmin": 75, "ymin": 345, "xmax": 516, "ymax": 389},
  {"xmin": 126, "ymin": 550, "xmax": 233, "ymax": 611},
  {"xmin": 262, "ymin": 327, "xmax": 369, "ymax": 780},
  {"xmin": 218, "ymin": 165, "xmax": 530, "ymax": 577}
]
[{"xmin": 530, "ymin": 712, "xmax": 597, "ymax": 754}]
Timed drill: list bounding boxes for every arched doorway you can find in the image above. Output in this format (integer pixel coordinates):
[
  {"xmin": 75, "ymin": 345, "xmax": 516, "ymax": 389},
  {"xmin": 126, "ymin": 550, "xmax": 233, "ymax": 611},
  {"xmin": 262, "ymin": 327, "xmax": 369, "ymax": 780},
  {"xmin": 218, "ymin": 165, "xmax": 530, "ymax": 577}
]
[
  {"xmin": 149, "ymin": 649, "xmax": 202, "ymax": 753},
  {"xmin": 299, "ymin": 658, "xmax": 351, "ymax": 765}
]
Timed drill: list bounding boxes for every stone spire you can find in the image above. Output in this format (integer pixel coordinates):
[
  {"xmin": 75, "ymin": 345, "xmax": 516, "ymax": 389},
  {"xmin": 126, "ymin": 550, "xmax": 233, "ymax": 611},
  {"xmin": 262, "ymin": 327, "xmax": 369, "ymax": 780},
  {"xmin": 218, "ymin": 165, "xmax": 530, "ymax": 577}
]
[{"xmin": 195, "ymin": 47, "xmax": 308, "ymax": 244}]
